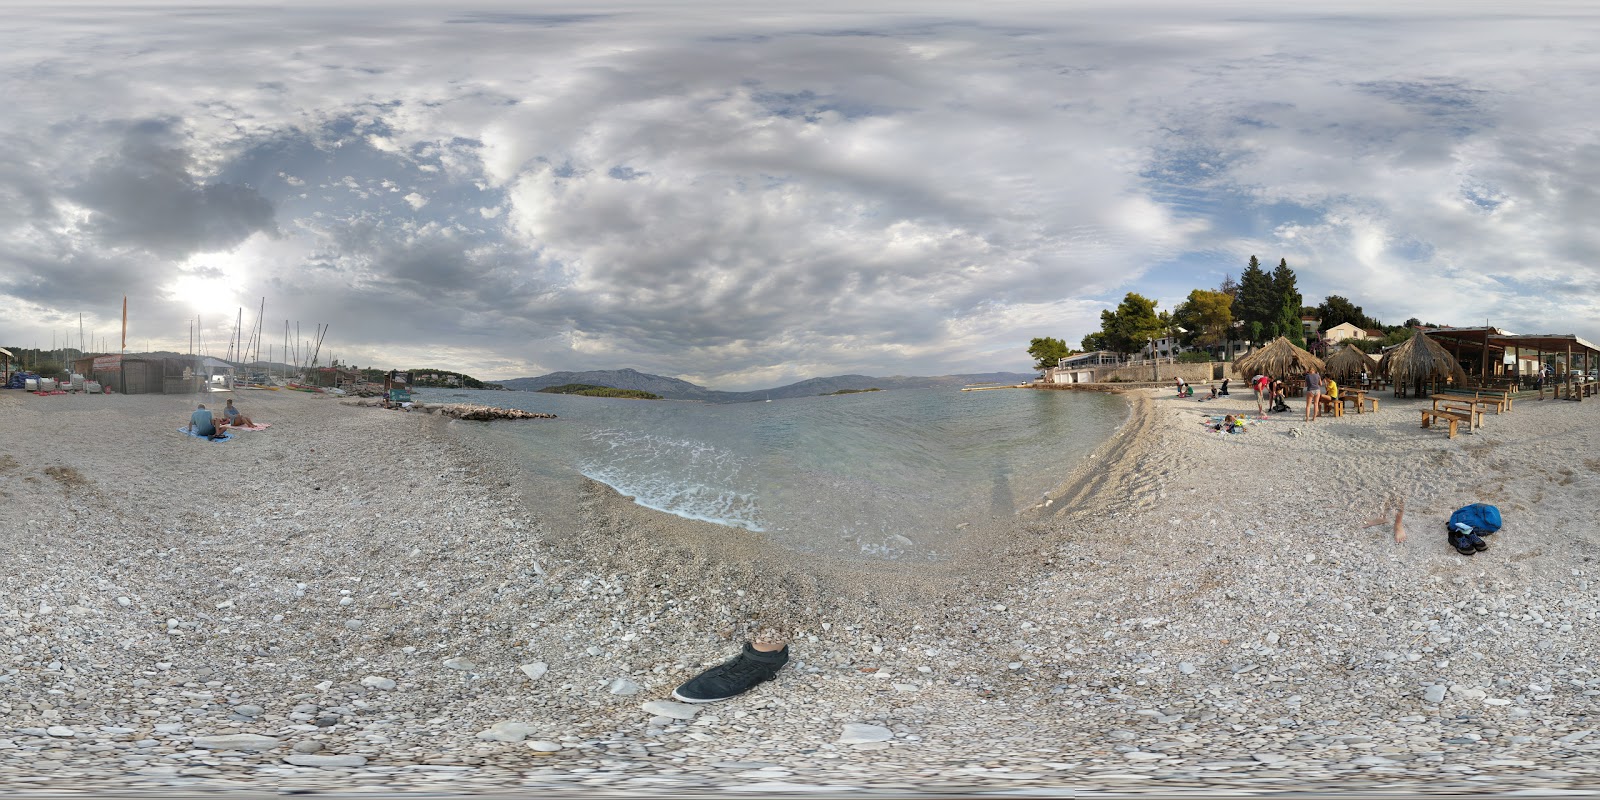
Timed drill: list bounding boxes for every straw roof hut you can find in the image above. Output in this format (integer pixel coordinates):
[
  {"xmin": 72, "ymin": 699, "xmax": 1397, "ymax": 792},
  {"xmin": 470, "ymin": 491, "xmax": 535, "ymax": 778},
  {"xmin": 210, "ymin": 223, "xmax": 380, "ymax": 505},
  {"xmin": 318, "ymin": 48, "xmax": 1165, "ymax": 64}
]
[
  {"xmin": 1233, "ymin": 336, "xmax": 1325, "ymax": 377},
  {"xmin": 1378, "ymin": 331, "xmax": 1468, "ymax": 388},
  {"xmin": 1323, "ymin": 345, "xmax": 1380, "ymax": 381}
]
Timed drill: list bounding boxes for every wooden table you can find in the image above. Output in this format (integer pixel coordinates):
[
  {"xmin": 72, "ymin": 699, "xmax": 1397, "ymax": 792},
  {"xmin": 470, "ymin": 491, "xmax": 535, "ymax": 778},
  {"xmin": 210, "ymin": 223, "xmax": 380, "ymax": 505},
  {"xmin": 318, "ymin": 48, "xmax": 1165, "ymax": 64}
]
[{"xmin": 1341, "ymin": 389, "xmax": 1378, "ymax": 414}]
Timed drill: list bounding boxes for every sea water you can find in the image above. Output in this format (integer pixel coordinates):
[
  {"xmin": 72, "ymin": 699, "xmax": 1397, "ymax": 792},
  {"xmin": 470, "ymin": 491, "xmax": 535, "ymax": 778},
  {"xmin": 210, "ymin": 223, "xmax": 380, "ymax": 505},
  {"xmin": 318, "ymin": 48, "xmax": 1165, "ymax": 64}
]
[{"xmin": 422, "ymin": 386, "xmax": 1127, "ymax": 560}]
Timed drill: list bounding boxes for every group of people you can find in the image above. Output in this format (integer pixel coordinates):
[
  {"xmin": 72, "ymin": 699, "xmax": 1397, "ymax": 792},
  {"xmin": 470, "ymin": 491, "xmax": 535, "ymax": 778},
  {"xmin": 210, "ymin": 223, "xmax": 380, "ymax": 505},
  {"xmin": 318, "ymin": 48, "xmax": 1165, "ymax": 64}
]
[
  {"xmin": 1176, "ymin": 377, "xmax": 1231, "ymax": 400},
  {"xmin": 186, "ymin": 399, "xmax": 255, "ymax": 440},
  {"xmin": 1249, "ymin": 368, "xmax": 1348, "ymax": 421}
]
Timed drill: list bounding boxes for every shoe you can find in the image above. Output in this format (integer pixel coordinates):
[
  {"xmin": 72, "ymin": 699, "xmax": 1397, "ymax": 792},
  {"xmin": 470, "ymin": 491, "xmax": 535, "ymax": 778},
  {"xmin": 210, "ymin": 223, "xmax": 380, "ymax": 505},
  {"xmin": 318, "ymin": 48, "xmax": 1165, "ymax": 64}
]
[
  {"xmin": 1449, "ymin": 532, "xmax": 1476, "ymax": 556},
  {"xmin": 671, "ymin": 643, "xmax": 787, "ymax": 703},
  {"xmin": 1468, "ymin": 533, "xmax": 1489, "ymax": 552}
]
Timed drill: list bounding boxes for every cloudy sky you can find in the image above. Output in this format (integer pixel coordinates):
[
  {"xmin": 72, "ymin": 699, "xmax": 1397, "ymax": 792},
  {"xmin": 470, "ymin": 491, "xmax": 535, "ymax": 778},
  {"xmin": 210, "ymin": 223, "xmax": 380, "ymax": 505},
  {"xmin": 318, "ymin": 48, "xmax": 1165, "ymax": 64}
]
[{"xmin": 4, "ymin": 1, "xmax": 1598, "ymax": 388}]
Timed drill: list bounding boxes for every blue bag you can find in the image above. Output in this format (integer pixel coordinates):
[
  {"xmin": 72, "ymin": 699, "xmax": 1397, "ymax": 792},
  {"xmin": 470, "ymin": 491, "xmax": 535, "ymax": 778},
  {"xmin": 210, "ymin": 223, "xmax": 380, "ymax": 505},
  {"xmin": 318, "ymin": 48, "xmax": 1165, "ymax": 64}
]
[{"xmin": 1447, "ymin": 503, "xmax": 1502, "ymax": 535}]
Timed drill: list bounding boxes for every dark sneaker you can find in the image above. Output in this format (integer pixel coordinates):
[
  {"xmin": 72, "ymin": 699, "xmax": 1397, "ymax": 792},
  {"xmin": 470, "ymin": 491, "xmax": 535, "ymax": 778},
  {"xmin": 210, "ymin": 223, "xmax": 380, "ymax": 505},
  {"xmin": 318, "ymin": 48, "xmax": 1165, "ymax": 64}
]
[
  {"xmin": 1468, "ymin": 534, "xmax": 1489, "ymax": 552},
  {"xmin": 671, "ymin": 643, "xmax": 787, "ymax": 703},
  {"xmin": 1449, "ymin": 532, "xmax": 1476, "ymax": 556}
]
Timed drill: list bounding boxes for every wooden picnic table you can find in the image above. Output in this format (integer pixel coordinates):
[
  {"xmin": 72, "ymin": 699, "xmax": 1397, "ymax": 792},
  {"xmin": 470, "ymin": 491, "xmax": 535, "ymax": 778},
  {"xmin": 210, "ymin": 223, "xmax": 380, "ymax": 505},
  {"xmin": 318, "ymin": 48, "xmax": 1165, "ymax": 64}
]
[
  {"xmin": 1340, "ymin": 389, "xmax": 1378, "ymax": 414},
  {"xmin": 1432, "ymin": 397, "xmax": 1483, "ymax": 431},
  {"xmin": 1433, "ymin": 388, "xmax": 1511, "ymax": 413}
]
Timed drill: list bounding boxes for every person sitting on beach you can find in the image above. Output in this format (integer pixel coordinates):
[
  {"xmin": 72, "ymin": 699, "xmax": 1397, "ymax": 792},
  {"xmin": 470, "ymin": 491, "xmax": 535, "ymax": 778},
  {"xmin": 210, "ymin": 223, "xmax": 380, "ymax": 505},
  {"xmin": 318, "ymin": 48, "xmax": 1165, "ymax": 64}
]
[
  {"xmin": 222, "ymin": 399, "xmax": 255, "ymax": 428},
  {"xmin": 1174, "ymin": 377, "xmax": 1187, "ymax": 396},
  {"xmin": 187, "ymin": 403, "xmax": 226, "ymax": 440},
  {"xmin": 1219, "ymin": 378, "xmax": 1230, "ymax": 396},
  {"xmin": 1318, "ymin": 378, "xmax": 1340, "ymax": 414},
  {"xmin": 1270, "ymin": 379, "xmax": 1290, "ymax": 413},
  {"xmin": 1206, "ymin": 385, "xmax": 1218, "ymax": 400}
]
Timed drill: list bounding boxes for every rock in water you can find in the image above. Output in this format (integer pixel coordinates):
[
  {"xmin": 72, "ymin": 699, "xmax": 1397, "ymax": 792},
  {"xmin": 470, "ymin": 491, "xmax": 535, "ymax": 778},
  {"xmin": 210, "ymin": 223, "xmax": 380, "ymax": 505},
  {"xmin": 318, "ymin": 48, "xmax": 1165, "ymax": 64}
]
[
  {"xmin": 838, "ymin": 723, "xmax": 893, "ymax": 744},
  {"xmin": 192, "ymin": 734, "xmax": 280, "ymax": 751}
]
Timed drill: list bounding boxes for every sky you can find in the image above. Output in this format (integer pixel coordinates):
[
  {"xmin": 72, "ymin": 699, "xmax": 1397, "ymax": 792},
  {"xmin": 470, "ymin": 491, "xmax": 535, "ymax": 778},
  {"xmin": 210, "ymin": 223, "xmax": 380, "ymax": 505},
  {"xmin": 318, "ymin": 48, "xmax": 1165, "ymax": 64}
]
[{"xmin": 3, "ymin": 1, "xmax": 1599, "ymax": 389}]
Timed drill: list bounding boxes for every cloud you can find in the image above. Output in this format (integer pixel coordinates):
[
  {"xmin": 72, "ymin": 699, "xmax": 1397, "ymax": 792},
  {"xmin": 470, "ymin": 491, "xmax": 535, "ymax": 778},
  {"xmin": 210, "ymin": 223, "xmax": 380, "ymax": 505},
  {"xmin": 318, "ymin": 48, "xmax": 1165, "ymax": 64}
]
[{"xmin": 2, "ymin": 2, "xmax": 1600, "ymax": 386}]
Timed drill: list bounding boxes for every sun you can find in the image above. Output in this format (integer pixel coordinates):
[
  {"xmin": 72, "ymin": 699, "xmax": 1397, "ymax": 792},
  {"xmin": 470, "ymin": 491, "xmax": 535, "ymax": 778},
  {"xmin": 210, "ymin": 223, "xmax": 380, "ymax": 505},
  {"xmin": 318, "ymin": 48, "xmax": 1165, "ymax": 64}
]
[{"xmin": 167, "ymin": 255, "xmax": 246, "ymax": 316}]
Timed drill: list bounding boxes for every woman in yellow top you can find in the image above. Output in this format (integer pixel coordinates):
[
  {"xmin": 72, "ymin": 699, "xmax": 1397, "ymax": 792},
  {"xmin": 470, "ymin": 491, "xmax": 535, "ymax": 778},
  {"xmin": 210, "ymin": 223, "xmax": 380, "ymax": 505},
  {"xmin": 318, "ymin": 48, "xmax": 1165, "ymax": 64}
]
[{"xmin": 1319, "ymin": 378, "xmax": 1340, "ymax": 415}]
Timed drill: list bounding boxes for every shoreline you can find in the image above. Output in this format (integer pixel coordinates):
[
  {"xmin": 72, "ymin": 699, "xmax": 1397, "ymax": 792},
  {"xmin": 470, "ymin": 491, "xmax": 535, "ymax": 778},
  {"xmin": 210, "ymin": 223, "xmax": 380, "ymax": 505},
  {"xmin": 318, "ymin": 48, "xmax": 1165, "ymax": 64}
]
[{"xmin": 2, "ymin": 386, "xmax": 1599, "ymax": 793}]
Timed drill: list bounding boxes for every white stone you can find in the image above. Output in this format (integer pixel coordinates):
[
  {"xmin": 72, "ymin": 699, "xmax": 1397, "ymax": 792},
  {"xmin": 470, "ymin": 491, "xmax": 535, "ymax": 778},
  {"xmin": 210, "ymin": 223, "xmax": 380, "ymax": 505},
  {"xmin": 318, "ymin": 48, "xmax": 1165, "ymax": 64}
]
[
  {"xmin": 360, "ymin": 676, "xmax": 396, "ymax": 691},
  {"xmin": 528, "ymin": 740, "xmax": 562, "ymax": 752},
  {"xmin": 1178, "ymin": 662, "xmax": 1196, "ymax": 674},
  {"xmin": 284, "ymin": 753, "xmax": 367, "ymax": 767},
  {"xmin": 1423, "ymin": 685, "xmax": 1447, "ymax": 704},
  {"xmin": 608, "ymin": 678, "xmax": 642, "ymax": 696},
  {"xmin": 442, "ymin": 658, "xmax": 476, "ymax": 671},
  {"xmin": 641, "ymin": 700, "xmax": 701, "ymax": 720},
  {"xmin": 838, "ymin": 723, "xmax": 893, "ymax": 744},
  {"xmin": 192, "ymin": 734, "xmax": 280, "ymax": 751},
  {"xmin": 45, "ymin": 726, "xmax": 75, "ymax": 738},
  {"xmin": 116, "ymin": 597, "xmax": 131, "ymax": 607},
  {"xmin": 520, "ymin": 662, "xmax": 548, "ymax": 681},
  {"xmin": 476, "ymin": 721, "xmax": 536, "ymax": 742}
]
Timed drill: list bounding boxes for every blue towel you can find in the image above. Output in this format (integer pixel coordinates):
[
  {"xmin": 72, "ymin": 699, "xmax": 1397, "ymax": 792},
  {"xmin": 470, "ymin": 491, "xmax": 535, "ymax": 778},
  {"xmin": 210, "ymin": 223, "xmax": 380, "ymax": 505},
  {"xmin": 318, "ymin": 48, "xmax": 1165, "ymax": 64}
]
[{"xmin": 178, "ymin": 426, "xmax": 233, "ymax": 442}]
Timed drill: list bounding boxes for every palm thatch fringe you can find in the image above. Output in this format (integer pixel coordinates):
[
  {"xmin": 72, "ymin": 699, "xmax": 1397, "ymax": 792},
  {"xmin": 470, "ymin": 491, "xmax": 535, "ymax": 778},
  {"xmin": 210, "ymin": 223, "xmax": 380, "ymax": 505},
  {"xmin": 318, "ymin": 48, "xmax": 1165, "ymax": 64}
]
[
  {"xmin": 1378, "ymin": 331, "xmax": 1468, "ymax": 388},
  {"xmin": 1324, "ymin": 345, "xmax": 1380, "ymax": 381},
  {"xmin": 1232, "ymin": 336, "xmax": 1326, "ymax": 378}
]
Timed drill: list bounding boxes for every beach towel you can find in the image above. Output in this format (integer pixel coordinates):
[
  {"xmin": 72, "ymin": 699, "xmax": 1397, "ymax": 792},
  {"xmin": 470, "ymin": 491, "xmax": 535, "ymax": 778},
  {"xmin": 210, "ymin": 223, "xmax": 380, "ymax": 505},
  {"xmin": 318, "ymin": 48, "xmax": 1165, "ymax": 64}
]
[
  {"xmin": 178, "ymin": 426, "xmax": 233, "ymax": 442},
  {"xmin": 227, "ymin": 423, "xmax": 272, "ymax": 432}
]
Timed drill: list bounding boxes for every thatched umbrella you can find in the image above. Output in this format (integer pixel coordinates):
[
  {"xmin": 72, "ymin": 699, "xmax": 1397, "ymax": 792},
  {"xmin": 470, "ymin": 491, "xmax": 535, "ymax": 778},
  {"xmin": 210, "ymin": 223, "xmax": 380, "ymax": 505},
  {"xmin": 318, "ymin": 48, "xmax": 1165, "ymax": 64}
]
[
  {"xmin": 1323, "ymin": 344, "xmax": 1380, "ymax": 382},
  {"xmin": 1233, "ymin": 336, "xmax": 1325, "ymax": 378},
  {"xmin": 1378, "ymin": 331, "xmax": 1468, "ymax": 392}
]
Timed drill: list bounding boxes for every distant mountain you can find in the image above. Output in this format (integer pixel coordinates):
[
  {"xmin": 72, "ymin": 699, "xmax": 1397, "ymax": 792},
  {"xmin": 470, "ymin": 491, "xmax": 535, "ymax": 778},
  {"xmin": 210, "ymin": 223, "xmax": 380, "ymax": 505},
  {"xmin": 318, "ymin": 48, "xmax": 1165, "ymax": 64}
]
[{"xmin": 497, "ymin": 368, "xmax": 1035, "ymax": 403}]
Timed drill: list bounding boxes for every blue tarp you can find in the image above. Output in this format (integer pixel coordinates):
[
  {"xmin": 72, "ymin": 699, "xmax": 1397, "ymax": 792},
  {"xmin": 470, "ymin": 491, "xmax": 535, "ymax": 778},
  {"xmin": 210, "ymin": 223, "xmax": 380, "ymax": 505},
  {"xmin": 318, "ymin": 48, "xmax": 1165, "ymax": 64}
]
[{"xmin": 5, "ymin": 372, "xmax": 40, "ymax": 390}]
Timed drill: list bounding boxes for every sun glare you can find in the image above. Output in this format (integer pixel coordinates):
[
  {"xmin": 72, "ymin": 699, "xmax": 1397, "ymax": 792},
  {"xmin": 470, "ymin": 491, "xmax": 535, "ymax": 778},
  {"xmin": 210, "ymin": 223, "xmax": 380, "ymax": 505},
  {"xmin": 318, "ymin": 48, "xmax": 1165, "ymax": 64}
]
[{"xmin": 168, "ymin": 257, "xmax": 245, "ymax": 316}]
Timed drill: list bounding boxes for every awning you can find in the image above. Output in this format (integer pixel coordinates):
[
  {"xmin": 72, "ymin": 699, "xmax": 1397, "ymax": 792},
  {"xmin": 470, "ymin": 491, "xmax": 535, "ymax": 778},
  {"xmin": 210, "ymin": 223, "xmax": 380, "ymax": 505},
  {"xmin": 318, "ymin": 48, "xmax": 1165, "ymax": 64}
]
[{"xmin": 0, "ymin": 346, "xmax": 13, "ymax": 358}]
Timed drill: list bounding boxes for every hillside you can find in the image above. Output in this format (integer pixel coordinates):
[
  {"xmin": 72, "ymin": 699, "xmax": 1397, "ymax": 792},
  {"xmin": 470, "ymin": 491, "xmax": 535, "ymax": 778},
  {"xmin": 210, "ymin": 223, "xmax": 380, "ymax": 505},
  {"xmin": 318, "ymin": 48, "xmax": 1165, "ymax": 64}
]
[{"xmin": 498, "ymin": 368, "xmax": 1036, "ymax": 403}]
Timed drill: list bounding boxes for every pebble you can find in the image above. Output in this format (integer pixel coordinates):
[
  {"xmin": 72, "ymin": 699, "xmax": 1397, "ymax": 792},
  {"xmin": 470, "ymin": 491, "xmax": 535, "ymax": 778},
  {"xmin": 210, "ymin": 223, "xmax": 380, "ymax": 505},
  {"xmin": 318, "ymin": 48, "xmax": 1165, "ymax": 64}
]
[
  {"xmin": 528, "ymin": 741, "xmax": 562, "ymax": 752},
  {"xmin": 284, "ymin": 754, "xmax": 368, "ymax": 768},
  {"xmin": 1423, "ymin": 685, "xmax": 1447, "ymax": 704},
  {"xmin": 45, "ymin": 727, "xmax": 75, "ymax": 738},
  {"xmin": 608, "ymin": 678, "xmax": 642, "ymax": 696},
  {"xmin": 361, "ymin": 675, "xmax": 397, "ymax": 690},
  {"xmin": 192, "ymin": 734, "xmax": 280, "ymax": 751},
  {"xmin": 442, "ymin": 658, "xmax": 476, "ymax": 671},
  {"xmin": 640, "ymin": 700, "xmax": 701, "ymax": 720},
  {"xmin": 838, "ymin": 723, "xmax": 893, "ymax": 744},
  {"xmin": 234, "ymin": 704, "xmax": 264, "ymax": 717},
  {"xmin": 477, "ymin": 721, "xmax": 537, "ymax": 742},
  {"xmin": 292, "ymin": 741, "xmax": 324, "ymax": 754},
  {"xmin": 1178, "ymin": 662, "xmax": 1195, "ymax": 674},
  {"xmin": 520, "ymin": 662, "xmax": 549, "ymax": 680}
]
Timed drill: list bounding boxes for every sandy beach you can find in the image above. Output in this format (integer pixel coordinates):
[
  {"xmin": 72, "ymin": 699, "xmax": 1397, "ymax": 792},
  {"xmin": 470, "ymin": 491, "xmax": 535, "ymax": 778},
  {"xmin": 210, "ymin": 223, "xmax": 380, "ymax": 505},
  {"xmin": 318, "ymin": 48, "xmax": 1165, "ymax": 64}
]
[{"xmin": 2, "ymin": 384, "xmax": 1598, "ymax": 794}]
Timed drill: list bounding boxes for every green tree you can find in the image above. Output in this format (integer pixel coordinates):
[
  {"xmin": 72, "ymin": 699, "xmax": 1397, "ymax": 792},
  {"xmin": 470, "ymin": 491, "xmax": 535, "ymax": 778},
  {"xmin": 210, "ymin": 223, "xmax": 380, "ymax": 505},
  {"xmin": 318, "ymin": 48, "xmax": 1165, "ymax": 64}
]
[
  {"xmin": 1317, "ymin": 295, "xmax": 1382, "ymax": 332},
  {"xmin": 1080, "ymin": 331, "xmax": 1110, "ymax": 352},
  {"xmin": 1100, "ymin": 293, "xmax": 1163, "ymax": 355},
  {"xmin": 1235, "ymin": 256, "xmax": 1278, "ymax": 345},
  {"xmin": 1271, "ymin": 258, "xmax": 1304, "ymax": 347},
  {"xmin": 1027, "ymin": 337, "xmax": 1070, "ymax": 370},
  {"xmin": 1174, "ymin": 289, "xmax": 1234, "ymax": 352}
]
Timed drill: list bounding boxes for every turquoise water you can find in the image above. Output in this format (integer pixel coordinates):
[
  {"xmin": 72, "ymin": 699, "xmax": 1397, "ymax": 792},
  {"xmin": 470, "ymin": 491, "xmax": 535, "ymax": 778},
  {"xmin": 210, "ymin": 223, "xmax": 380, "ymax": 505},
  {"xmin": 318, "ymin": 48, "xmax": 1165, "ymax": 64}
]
[{"xmin": 422, "ymin": 386, "xmax": 1127, "ymax": 559}]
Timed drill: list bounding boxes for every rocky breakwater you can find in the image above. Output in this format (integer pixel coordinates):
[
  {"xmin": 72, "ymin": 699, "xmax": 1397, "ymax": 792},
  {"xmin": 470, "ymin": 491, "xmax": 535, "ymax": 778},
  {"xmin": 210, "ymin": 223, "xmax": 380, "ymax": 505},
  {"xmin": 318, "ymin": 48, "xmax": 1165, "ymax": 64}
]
[{"xmin": 343, "ymin": 399, "xmax": 554, "ymax": 421}]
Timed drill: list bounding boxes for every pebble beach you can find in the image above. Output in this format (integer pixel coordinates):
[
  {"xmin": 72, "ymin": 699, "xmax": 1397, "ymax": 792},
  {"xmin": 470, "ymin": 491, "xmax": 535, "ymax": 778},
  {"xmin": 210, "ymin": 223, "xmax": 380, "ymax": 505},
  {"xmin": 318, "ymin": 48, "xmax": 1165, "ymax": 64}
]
[{"xmin": 2, "ymin": 384, "xmax": 1598, "ymax": 795}]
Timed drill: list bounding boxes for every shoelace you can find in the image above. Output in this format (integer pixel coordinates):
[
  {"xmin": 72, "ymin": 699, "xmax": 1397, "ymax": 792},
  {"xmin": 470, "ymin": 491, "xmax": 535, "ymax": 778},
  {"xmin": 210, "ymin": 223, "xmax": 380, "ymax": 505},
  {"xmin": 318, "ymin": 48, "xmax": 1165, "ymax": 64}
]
[{"xmin": 719, "ymin": 656, "xmax": 772, "ymax": 681}]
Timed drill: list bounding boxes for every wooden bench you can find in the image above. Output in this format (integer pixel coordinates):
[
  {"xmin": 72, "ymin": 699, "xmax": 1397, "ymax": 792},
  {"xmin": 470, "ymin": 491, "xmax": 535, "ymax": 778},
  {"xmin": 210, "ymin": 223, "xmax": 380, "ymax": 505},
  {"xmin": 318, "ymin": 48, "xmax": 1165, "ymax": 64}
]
[
  {"xmin": 1432, "ymin": 399, "xmax": 1482, "ymax": 431},
  {"xmin": 1432, "ymin": 390, "xmax": 1508, "ymax": 414},
  {"xmin": 1421, "ymin": 408, "xmax": 1473, "ymax": 439}
]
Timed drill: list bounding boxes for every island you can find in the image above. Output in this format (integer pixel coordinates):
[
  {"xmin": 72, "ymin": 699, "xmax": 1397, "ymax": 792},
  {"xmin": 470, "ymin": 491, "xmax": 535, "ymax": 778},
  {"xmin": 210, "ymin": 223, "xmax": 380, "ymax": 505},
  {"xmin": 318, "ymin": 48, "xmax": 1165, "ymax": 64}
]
[{"xmin": 537, "ymin": 383, "xmax": 662, "ymax": 400}]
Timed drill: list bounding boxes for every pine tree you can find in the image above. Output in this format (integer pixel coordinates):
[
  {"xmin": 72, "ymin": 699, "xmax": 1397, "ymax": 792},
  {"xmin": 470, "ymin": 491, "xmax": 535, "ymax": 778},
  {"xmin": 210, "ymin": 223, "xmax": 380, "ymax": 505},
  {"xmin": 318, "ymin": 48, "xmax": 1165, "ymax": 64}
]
[
  {"xmin": 1271, "ymin": 258, "xmax": 1304, "ymax": 347},
  {"xmin": 1235, "ymin": 256, "xmax": 1276, "ymax": 346}
]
